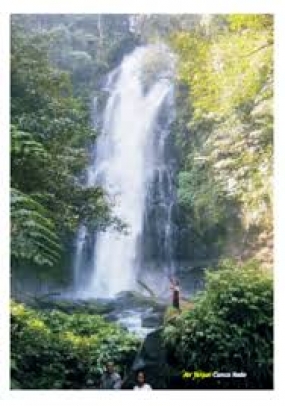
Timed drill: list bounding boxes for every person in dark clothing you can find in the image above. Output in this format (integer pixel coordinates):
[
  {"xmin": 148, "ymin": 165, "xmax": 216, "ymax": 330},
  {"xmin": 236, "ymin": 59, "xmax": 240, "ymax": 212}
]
[
  {"xmin": 170, "ymin": 277, "xmax": 180, "ymax": 311},
  {"xmin": 100, "ymin": 361, "xmax": 122, "ymax": 389}
]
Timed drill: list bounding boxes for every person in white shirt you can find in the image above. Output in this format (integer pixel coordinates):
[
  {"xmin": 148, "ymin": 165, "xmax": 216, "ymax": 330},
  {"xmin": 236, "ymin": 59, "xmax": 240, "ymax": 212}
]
[{"xmin": 133, "ymin": 371, "xmax": 152, "ymax": 390}]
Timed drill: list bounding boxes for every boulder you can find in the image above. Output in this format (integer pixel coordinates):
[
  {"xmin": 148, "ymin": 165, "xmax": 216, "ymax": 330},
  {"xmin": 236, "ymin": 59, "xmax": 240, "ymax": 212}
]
[
  {"xmin": 122, "ymin": 328, "xmax": 169, "ymax": 389},
  {"xmin": 114, "ymin": 290, "xmax": 166, "ymax": 312},
  {"xmin": 141, "ymin": 313, "xmax": 163, "ymax": 328},
  {"xmin": 31, "ymin": 296, "xmax": 116, "ymax": 315}
]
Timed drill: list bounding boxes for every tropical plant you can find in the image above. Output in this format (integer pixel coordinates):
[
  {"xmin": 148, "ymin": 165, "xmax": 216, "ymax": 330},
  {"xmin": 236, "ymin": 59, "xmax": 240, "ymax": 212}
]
[
  {"xmin": 11, "ymin": 301, "xmax": 140, "ymax": 389},
  {"xmin": 11, "ymin": 22, "xmax": 114, "ymax": 279},
  {"xmin": 11, "ymin": 188, "xmax": 61, "ymax": 267},
  {"xmin": 163, "ymin": 260, "xmax": 273, "ymax": 388},
  {"xmin": 169, "ymin": 14, "xmax": 273, "ymax": 262}
]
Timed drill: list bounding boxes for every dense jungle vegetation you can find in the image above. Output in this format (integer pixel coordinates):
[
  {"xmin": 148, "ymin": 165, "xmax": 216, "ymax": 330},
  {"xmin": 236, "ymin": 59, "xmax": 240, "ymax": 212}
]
[
  {"xmin": 170, "ymin": 14, "xmax": 273, "ymax": 264},
  {"xmin": 11, "ymin": 300, "xmax": 140, "ymax": 389},
  {"xmin": 11, "ymin": 14, "xmax": 273, "ymax": 389}
]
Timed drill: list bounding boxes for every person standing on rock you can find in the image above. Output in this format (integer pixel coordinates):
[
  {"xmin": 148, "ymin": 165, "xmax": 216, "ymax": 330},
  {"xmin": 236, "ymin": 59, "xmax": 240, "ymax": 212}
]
[
  {"xmin": 170, "ymin": 277, "xmax": 180, "ymax": 311},
  {"xmin": 100, "ymin": 361, "xmax": 122, "ymax": 389},
  {"xmin": 133, "ymin": 371, "xmax": 152, "ymax": 390}
]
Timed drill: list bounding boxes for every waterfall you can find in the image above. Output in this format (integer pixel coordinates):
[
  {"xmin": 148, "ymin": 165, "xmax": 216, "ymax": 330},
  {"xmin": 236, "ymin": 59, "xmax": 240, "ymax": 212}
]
[{"xmin": 74, "ymin": 44, "xmax": 177, "ymax": 298}]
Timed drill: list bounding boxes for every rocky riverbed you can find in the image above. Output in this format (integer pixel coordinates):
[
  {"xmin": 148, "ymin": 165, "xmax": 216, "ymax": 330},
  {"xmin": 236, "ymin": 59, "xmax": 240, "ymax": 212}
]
[
  {"xmin": 13, "ymin": 264, "xmax": 207, "ymax": 338},
  {"xmin": 24, "ymin": 290, "xmax": 166, "ymax": 338}
]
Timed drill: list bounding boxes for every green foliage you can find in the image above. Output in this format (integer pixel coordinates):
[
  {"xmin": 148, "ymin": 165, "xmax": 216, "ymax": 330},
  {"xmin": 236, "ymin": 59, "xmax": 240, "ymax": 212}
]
[
  {"xmin": 169, "ymin": 14, "xmax": 273, "ymax": 260},
  {"xmin": 130, "ymin": 14, "xmax": 201, "ymax": 43},
  {"xmin": 12, "ymin": 14, "xmax": 138, "ymax": 98},
  {"xmin": 163, "ymin": 261, "xmax": 273, "ymax": 388},
  {"xmin": 228, "ymin": 14, "xmax": 273, "ymax": 32},
  {"xmin": 11, "ymin": 188, "xmax": 61, "ymax": 267},
  {"xmin": 11, "ymin": 301, "xmax": 140, "ymax": 389},
  {"xmin": 11, "ymin": 22, "xmax": 114, "ymax": 277},
  {"xmin": 171, "ymin": 15, "xmax": 273, "ymax": 116},
  {"xmin": 163, "ymin": 305, "xmax": 181, "ymax": 324}
]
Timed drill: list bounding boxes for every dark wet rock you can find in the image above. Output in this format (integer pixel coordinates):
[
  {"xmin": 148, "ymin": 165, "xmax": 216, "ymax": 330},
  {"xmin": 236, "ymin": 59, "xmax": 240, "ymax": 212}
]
[
  {"xmin": 122, "ymin": 328, "xmax": 170, "ymax": 389},
  {"xmin": 21, "ymin": 290, "xmax": 167, "ymax": 338},
  {"xmin": 141, "ymin": 312, "xmax": 163, "ymax": 328},
  {"xmin": 113, "ymin": 290, "xmax": 166, "ymax": 312},
  {"xmin": 31, "ymin": 296, "xmax": 116, "ymax": 315}
]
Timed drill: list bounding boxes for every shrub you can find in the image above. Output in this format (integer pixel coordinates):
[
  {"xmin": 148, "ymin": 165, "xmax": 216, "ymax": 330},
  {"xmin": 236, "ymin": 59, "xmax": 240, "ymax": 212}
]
[
  {"xmin": 11, "ymin": 301, "xmax": 140, "ymax": 389},
  {"xmin": 163, "ymin": 260, "xmax": 273, "ymax": 388}
]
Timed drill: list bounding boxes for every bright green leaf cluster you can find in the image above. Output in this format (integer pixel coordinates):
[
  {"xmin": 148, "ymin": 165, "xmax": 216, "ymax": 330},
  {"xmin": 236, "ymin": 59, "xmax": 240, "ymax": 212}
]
[
  {"xmin": 163, "ymin": 260, "xmax": 273, "ymax": 388},
  {"xmin": 11, "ymin": 301, "xmax": 140, "ymax": 389}
]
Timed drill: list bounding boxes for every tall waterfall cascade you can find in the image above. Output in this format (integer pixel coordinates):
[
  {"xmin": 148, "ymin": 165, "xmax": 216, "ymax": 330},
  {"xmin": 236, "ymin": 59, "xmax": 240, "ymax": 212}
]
[{"xmin": 74, "ymin": 44, "xmax": 177, "ymax": 298}]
